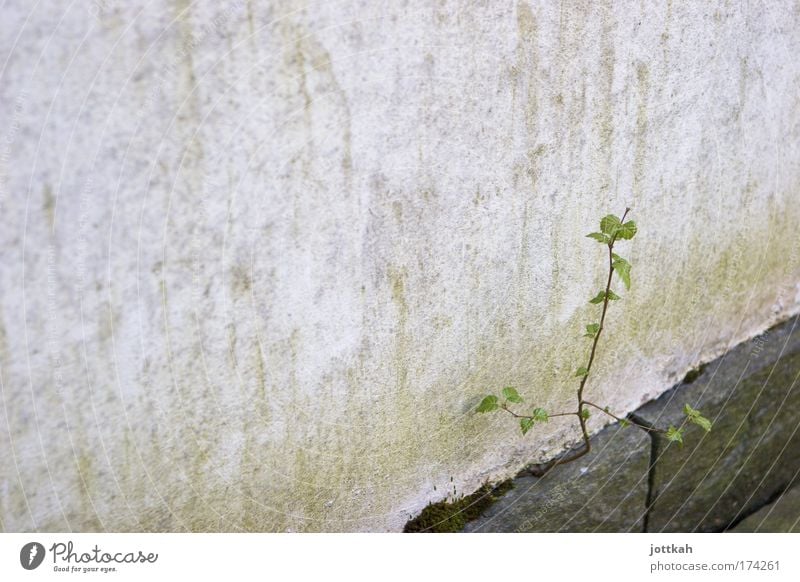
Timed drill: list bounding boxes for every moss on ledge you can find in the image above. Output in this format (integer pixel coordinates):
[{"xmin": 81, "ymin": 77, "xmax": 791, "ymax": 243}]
[
  {"xmin": 403, "ymin": 480, "xmax": 513, "ymax": 532},
  {"xmin": 681, "ymin": 363, "xmax": 708, "ymax": 384}
]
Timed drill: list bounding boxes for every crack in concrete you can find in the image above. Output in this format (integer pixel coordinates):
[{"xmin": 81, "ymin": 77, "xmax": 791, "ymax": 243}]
[
  {"xmin": 626, "ymin": 412, "xmax": 794, "ymax": 534},
  {"xmin": 722, "ymin": 479, "xmax": 799, "ymax": 532},
  {"xmin": 629, "ymin": 413, "xmax": 660, "ymax": 533}
]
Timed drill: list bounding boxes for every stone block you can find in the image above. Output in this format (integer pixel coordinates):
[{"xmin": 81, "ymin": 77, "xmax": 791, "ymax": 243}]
[
  {"xmin": 731, "ymin": 485, "xmax": 800, "ymax": 533},
  {"xmin": 465, "ymin": 421, "xmax": 650, "ymax": 532},
  {"xmin": 636, "ymin": 317, "xmax": 800, "ymax": 532}
]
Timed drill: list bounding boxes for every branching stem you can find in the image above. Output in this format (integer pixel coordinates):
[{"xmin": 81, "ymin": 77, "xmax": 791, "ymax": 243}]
[{"xmin": 582, "ymin": 401, "xmax": 665, "ymax": 434}]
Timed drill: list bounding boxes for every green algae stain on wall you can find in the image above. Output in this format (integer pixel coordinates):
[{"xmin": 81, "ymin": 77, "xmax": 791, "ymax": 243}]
[
  {"xmin": 633, "ymin": 63, "xmax": 650, "ymax": 204},
  {"xmin": 516, "ymin": 1, "xmax": 539, "ymax": 135},
  {"xmin": 74, "ymin": 453, "xmax": 104, "ymax": 531},
  {"xmin": 594, "ymin": 3, "xmax": 617, "ymax": 194},
  {"xmin": 42, "ymin": 184, "xmax": 55, "ymax": 229},
  {"xmin": 389, "ymin": 266, "xmax": 410, "ymax": 394},
  {"xmin": 605, "ymin": 202, "xmax": 800, "ymax": 387}
]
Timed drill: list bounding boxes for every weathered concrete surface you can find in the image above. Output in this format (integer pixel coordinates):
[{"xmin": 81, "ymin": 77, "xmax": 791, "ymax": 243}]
[
  {"xmin": 464, "ymin": 420, "xmax": 650, "ymax": 532},
  {"xmin": 637, "ymin": 316, "xmax": 800, "ymax": 532},
  {"xmin": 1, "ymin": 2, "xmax": 800, "ymax": 531},
  {"xmin": 731, "ymin": 485, "xmax": 800, "ymax": 533}
]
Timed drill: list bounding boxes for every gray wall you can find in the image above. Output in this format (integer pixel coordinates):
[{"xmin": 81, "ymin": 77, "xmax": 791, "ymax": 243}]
[{"xmin": 1, "ymin": 1, "xmax": 799, "ymax": 531}]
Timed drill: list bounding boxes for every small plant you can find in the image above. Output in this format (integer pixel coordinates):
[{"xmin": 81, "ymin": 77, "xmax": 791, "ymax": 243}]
[{"xmin": 475, "ymin": 209, "xmax": 712, "ymax": 474}]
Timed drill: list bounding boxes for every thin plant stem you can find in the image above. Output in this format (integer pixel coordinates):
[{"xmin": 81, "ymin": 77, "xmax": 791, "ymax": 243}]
[{"xmin": 582, "ymin": 401, "xmax": 665, "ymax": 434}]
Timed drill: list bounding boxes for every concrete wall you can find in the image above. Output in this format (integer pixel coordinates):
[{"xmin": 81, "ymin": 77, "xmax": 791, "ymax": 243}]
[{"xmin": 1, "ymin": 0, "xmax": 799, "ymax": 532}]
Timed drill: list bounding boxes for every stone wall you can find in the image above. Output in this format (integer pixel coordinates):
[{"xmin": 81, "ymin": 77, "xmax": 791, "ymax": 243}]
[{"xmin": 1, "ymin": 1, "xmax": 799, "ymax": 532}]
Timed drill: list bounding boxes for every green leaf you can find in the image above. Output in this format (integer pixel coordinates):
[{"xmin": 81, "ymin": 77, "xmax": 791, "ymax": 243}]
[
  {"xmin": 520, "ymin": 417, "xmax": 534, "ymax": 435},
  {"xmin": 580, "ymin": 408, "xmax": 591, "ymax": 420},
  {"xmin": 600, "ymin": 214, "xmax": 622, "ymax": 236},
  {"xmin": 586, "ymin": 232, "xmax": 610, "ymax": 244},
  {"xmin": 502, "ymin": 386, "xmax": 523, "ymax": 404},
  {"xmin": 590, "ymin": 290, "xmax": 620, "ymax": 303},
  {"xmin": 616, "ymin": 220, "xmax": 637, "ymax": 240},
  {"xmin": 476, "ymin": 395, "xmax": 499, "ymax": 413},
  {"xmin": 620, "ymin": 418, "xmax": 631, "ymax": 428},
  {"xmin": 684, "ymin": 404, "xmax": 712, "ymax": 432},
  {"xmin": 691, "ymin": 415, "xmax": 712, "ymax": 432},
  {"xmin": 589, "ymin": 291, "xmax": 606, "ymax": 304},
  {"xmin": 612, "ymin": 255, "xmax": 632, "ymax": 290},
  {"xmin": 584, "ymin": 323, "xmax": 600, "ymax": 338},
  {"xmin": 683, "ymin": 403, "xmax": 700, "ymax": 418},
  {"xmin": 666, "ymin": 426, "xmax": 684, "ymax": 445},
  {"xmin": 574, "ymin": 366, "xmax": 589, "ymax": 378},
  {"xmin": 532, "ymin": 408, "xmax": 549, "ymax": 422},
  {"xmin": 615, "ymin": 265, "xmax": 631, "ymax": 290}
]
